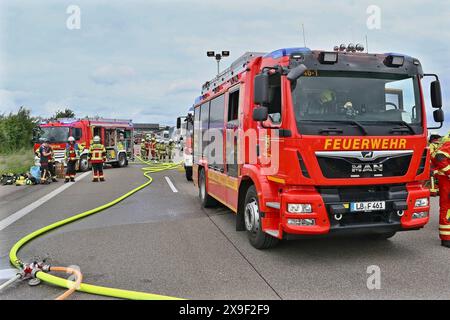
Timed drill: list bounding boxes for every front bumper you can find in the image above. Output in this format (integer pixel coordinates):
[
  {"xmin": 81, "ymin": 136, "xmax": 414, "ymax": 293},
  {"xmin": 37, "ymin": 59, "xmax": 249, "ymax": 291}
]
[{"xmin": 273, "ymin": 183, "xmax": 430, "ymax": 239}]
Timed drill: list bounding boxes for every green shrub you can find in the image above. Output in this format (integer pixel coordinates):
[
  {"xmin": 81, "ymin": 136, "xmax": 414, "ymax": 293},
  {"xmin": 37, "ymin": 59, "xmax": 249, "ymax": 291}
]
[{"xmin": 0, "ymin": 107, "xmax": 38, "ymax": 154}]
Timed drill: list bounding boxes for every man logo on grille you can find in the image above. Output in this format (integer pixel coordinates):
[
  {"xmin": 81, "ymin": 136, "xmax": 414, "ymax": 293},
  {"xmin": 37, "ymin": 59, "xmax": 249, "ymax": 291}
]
[{"xmin": 361, "ymin": 151, "xmax": 374, "ymax": 159}]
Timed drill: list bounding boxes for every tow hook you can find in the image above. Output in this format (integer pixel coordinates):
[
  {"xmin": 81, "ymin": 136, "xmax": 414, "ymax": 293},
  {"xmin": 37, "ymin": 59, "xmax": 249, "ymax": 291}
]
[
  {"xmin": 396, "ymin": 210, "xmax": 405, "ymax": 217},
  {"xmin": 334, "ymin": 213, "xmax": 343, "ymax": 221}
]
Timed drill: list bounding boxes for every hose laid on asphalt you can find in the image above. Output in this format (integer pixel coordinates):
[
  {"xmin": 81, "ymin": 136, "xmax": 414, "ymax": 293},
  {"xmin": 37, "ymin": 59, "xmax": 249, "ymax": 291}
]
[{"xmin": 8, "ymin": 158, "xmax": 183, "ymax": 300}]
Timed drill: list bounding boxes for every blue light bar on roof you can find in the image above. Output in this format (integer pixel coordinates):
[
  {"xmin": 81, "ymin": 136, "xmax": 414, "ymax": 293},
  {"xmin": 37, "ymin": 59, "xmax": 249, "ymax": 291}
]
[
  {"xmin": 265, "ymin": 47, "xmax": 311, "ymax": 59},
  {"xmin": 194, "ymin": 96, "xmax": 202, "ymax": 105}
]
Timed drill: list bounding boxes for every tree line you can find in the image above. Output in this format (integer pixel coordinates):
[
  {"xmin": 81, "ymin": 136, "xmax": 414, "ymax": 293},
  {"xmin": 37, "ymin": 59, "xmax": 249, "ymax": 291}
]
[{"xmin": 0, "ymin": 107, "xmax": 76, "ymax": 154}]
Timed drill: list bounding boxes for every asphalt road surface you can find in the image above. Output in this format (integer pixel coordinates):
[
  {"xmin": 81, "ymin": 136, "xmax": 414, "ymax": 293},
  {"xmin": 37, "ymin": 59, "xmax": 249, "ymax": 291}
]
[{"xmin": 0, "ymin": 161, "xmax": 449, "ymax": 300}]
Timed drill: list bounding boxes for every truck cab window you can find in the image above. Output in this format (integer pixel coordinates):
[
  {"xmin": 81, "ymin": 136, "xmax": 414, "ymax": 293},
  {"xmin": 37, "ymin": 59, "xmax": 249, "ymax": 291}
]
[
  {"xmin": 267, "ymin": 73, "xmax": 282, "ymax": 124},
  {"xmin": 228, "ymin": 89, "xmax": 240, "ymax": 122}
]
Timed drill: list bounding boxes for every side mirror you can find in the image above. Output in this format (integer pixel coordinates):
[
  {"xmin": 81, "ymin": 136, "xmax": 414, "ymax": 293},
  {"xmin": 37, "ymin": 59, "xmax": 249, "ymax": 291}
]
[
  {"xmin": 254, "ymin": 73, "xmax": 270, "ymax": 105},
  {"xmin": 176, "ymin": 117, "xmax": 182, "ymax": 129},
  {"xmin": 287, "ymin": 64, "xmax": 308, "ymax": 82},
  {"xmin": 74, "ymin": 129, "xmax": 82, "ymax": 140},
  {"xmin": 253, "ymin": 107, "xmax": 268, "ymax": 122},
  {"xmin": 433, "ymin": 108, "xmax": 444, "ymax": 123},
  {"xmin": 431, "ymin": 80, "xmax": 442, "ymax": 108}
]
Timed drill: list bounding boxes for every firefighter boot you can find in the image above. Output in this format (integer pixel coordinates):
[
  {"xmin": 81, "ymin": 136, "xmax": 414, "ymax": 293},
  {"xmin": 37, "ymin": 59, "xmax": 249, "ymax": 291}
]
[
  {"xmin": 65, "ymin": 177, "xmax": 70, "ymax": 183},
  {"xmin": 442, "ymin": 240, "xmax": 450, "ymax": 248},
  {"xmin": 70, "ymin": 176, "xmax": 75, "ymax": 182}
]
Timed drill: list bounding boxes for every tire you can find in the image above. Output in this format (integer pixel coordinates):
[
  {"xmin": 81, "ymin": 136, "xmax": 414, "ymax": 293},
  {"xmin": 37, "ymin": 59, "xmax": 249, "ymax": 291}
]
[
  {"xmin": 244, "ymin": 186, "xmax": 279, "ymax": 249},
  {"xmin": 118, "ymin": 153, "xmax": 126, "ymax": 168},
  {"xmin": 198, "ymin": 168, "xmax": 217, "ymax": 208},
  {"xmin": 78, "ymin": 155, "xmax": 90, "ymax": 172},
  {"xmin": 185, "ymin": 166, "xmax": 193, "ymax": 181}
]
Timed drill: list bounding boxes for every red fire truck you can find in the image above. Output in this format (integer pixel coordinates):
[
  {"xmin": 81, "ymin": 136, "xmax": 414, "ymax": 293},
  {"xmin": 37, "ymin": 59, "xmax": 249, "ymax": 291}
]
[
  {"xmin": 34, "ymin": 118, "xmax": 134, "ymax": 171},
  {"xmin": 192, "ymin": 46, "xmax": 445, "ymax": 249}
]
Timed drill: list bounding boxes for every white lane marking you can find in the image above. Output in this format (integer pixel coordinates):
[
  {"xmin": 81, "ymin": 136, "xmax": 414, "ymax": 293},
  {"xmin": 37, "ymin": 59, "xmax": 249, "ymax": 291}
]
[
  {"xmin": 164, "ymin": 176, "xmax": 178, "ymax": 193},
  {"xmin": 0, "ymin": 269, "xmax": 18, "ymax": 280},
  {"xmin": 0, "ymin": 172, "xmax": 90, "ymax": 231}
]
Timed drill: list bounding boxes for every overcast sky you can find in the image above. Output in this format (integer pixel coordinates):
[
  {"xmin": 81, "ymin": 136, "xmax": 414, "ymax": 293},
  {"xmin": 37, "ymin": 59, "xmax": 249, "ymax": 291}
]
[{"xmin": 0, "ymin": 0, "xmax": 449, "ymax": 131}]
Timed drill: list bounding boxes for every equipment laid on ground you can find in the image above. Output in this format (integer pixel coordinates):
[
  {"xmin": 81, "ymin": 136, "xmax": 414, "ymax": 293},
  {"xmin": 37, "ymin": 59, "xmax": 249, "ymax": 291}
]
[
  {"xmin": 191, "ymin": 46, "xmax": 444, "ymax": 249},
  {"xmin": 33, "ymin": 118, "xmax": 134, "ymax": 172}
]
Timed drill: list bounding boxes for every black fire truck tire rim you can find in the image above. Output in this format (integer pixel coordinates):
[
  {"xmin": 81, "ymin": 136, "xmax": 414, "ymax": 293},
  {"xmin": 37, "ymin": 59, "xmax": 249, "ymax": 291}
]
[
  {"xmin": 79, "ymin": 156, "xmax": 89, "ymax": 172},
  {"xmin": 119, "ymin": 153, "xmax": 126, "ymax": 167}
]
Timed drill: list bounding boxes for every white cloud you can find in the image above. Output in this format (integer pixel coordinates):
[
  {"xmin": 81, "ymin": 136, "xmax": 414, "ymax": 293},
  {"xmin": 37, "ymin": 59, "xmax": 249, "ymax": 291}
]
[{"xmin": 90, "ymin": 65, "xmax": 137, "ymax": 85}]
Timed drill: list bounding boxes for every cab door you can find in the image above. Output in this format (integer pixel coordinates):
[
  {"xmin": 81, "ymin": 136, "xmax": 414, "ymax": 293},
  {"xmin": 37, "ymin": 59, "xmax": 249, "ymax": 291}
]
[{"xmin": 225, "ymin": 87, "xmax": 241, "ymax": 209}]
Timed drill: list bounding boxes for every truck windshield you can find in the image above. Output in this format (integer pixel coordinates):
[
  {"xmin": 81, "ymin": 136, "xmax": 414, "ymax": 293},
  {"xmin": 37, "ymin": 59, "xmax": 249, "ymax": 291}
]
[
  {"xmin": 291, "ymin": 71, "xmax": 423, "ymax": 136},
  {"xmin": 37, "ymin": 127, "xmax": 70, "ymax": 143}
]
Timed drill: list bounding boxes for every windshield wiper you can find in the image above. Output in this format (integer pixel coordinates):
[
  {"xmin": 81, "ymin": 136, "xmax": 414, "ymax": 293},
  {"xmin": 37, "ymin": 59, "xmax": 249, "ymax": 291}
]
[
  {"xmin": 385, "ymin": 121, "xmax": 416, "ymax": 134},
  {"xmin": 299, "ymin": 120, "xmax": 368, "ymax": 136}
]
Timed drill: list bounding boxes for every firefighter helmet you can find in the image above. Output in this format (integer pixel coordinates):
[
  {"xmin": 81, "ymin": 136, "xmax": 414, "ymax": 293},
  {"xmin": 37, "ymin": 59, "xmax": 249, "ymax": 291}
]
[
  {"xmin": 319, "ymin": 89, "xmax": 336, "ymax": 104},
  {"xmin": 68, "ymin": 136, "xmax": 75, "ymax": 142},
  {"xmin": 93, "ymin": 136, "xmax": 101, "ymax": 143}
]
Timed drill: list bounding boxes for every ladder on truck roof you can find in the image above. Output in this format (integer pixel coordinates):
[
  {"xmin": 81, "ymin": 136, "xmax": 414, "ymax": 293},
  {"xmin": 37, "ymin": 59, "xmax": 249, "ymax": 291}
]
[{"xmin": 201, "ymin": 52, "xmax": 266, "ymax": 95}]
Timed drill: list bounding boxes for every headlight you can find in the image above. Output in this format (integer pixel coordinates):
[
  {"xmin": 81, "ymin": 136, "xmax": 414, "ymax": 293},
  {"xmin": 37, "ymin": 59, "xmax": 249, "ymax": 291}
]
[
  {"xmin": 415, "ymin": 198, "xmax": 429, "ymax": 208},
  {"xmin": 287, "ymin": 204, "xmax": 312, "ymax": 214}
]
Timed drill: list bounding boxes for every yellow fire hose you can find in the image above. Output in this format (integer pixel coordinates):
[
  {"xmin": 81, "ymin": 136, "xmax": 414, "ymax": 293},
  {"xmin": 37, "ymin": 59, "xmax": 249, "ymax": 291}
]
[{"xmin": 8, "ymin": 158, "xmax": 184, "ymax": 300}]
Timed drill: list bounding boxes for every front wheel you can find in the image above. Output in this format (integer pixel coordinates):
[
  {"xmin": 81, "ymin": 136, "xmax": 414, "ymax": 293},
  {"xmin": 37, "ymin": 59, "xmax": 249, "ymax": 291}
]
[
  {"xmin": 244, "ymin": 186, "xmax": 279, "ymax": 250},
  {"xmin": 78, "ymin": 155, "xmax": 90, "ymax": 172},
  {"xmin": 185, "ymin": 166, "xmax": 193, "ymax": 181},
  {"xmin": 118, "ymin": 153, "xmax": 127, "ymax": 168}
]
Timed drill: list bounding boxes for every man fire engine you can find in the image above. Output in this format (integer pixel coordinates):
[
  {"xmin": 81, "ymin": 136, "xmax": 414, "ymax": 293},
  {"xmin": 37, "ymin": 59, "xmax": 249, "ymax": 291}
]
[
  {"xmin": 34, "ymin": 118, "xmax": 133, "ymax": 171},
  {"xmin": 192, "ymin": 45, "xmax": 445, "ymax": 249},
  {"xmin": 431, "ymin": 137, "xmax": 450, "ymax": 248}
]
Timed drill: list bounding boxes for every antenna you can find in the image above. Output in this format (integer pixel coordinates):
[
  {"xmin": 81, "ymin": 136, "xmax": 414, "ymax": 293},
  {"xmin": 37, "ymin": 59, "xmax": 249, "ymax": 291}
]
[
  {"xmin": 365, "ymin": 35, "xmax": 369, "ymax": 53},
  {"xmin": 301, "ymin": 23, "xmax": 307, "ymax": 47}
]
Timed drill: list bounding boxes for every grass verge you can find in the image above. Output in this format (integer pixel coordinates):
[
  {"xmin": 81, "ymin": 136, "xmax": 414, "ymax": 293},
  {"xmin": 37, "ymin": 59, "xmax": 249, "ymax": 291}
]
[{"xmin": 0, "ymin": 149, "xmax": 35, "ymax": 174}]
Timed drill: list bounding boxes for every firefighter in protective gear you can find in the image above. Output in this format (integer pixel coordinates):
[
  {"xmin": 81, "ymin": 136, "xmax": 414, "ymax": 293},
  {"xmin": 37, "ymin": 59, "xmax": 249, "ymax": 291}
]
[
  {"xmin": 140, "ymin": 139, "xmax": 147, "ymax": 160},
  {"xmin": 167, "ymin": 139, "xmax": 175, "ymax": 162},
  {"xmin": 159, "ymin": 140, "xmax": 167, "ymax": 162},
  {"xmin": 65, "ymin": 136, "xmax": 80, "ymax": 183},
  {"xmin": 150, "ymin": 137, "xmax": 157, "ymax": 160},
  {"xmin": 145, "ymin": 136, "xmax": 151, "ymax": 161},
  {"xmin": 430, "ymin": 139, "xmax": 450, "ymax": 248},
  {"xmin": 429, "ymin": 133, "xmax": 442, "ymax": 195},
  {"xmin": 318, "ymin": 89, "xmax": 338, "ymax": 114},
  {"xmin": 429, "ymin": 133, "xmax": 442, "ymax": 155},
  {"xmin": 117, "ymin": 133, "xmax": 125, "ymax": 151},
  {"xmin": 89, "ymin": 136, "xmax": 107, "ymax": 182}
]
